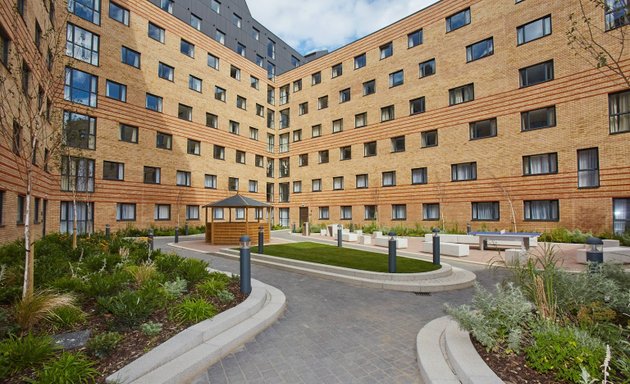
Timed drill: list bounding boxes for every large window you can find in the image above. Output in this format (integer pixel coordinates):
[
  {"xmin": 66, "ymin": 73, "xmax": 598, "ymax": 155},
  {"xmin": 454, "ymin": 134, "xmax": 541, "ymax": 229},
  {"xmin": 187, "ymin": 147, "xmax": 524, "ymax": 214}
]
[
  {"xmin": 66, "ymin": 23, "xmax": 99, "ymax": 65},
  {"xmin": 144, "ymin": 166, "xmax": 160, "ymax": 184},
  {"xmin": 61, "ymin": 156, "xmax": 95, "ymax": 192},
  {"xmin": 392, "ymin": 205, "xmax": 407, "ymax": 220},
  {"xmin": 103, "ymin": 161, "xmax": 124, "ymax": 181},
  {"xmin": 472, "ymin": 202, "xmax": 500, "ymax": 221},
  {"xmin": 63, "ymin": 111, "xmax": 96, "ymax": 150},
  {"xmin": 466, "ymin": 37, "xmax": 493, "ymax": 62},
  {"xmin": 524, "ymin": 200, "xmax": 559, "ymax": 221},
  {"xmin": 520, "ymin": 60, "xmax": 554, "ymax": 87},
  {"xmin": 522, "ymin": 106, "xmax": 556, "ymax": 131},
  {"xmin": 423, "ymin": 203, "xmax": 440, "ymax": 221},
  {"xmin": 60, "ymin": 201, "xmax": 94, "ymax": 234},
  {"xmin": 186, "ymin": 205, "xmax": 200, "ymax": 221},
  {"xmin": 319, "ymin": 207, "xmax": 329, "ymax": 220},
  {"xmin": 523, "ymin": 153, "xmax": 558, "ymax": 175},
  {"xmin": 68, "ymin": 0, "xmax": 101, "ymax": 24},
  {"xmin": 609, "ymin": 90, "xmax": 630, "ymax": 133},
  {"xmin": 451, "ymin": 162, "xmax": 477, "ymax": 181},
  {"xmin": 577, "ymin": 148, "xmax": 600, "ymax": 188},
  {"xmin": 109, "ymin": 2, "xmax": 129, "ymax": 25},
  {"xmin": 176, "ymin": 171, "xmax": 191, "ymax": 187},
  {"xmin": 517, "ymin": 15, "xmax": 552, "ymax": 45},
  {"xmin": 613, "ymin": 198, "xmax": 630, "ymax": 233},
  {"xmin": 365, "ymin": 205, "xmax": 376, "ymax": 220},
  {"xmin": 446, "ymin": 8, "xmax": 470, "ymax": 32},
  {"xmin": 449, "ymin": 83, "xmax": 474, "ymax": 105},
  {"xmin": 470, "ymin": 118, "xmax": 497, "ymax": 140},
  {"xmin": 154, "ymin": 204, "xmax": 170, "ymax": 221},
  {"xmin": 148, "ymin": 22, "xmax": 165, "ymax": 43},
  {"xmin": 64, "ymin": 67, "xmax": 98, "ymax": 107},
  {"xmin": 606, "ymin": 0, "xmax": 630, "ymax": 30},
  {"xmin": 116, "ymin": 203, "xmax": 136, "ymax": 221}
]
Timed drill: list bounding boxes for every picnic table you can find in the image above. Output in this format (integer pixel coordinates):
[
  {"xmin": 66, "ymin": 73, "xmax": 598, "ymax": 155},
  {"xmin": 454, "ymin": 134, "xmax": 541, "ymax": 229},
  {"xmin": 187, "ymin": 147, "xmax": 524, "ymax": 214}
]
[{"xmin": 470, "ymin": 232, "xmax": 540, "ymax": 251}]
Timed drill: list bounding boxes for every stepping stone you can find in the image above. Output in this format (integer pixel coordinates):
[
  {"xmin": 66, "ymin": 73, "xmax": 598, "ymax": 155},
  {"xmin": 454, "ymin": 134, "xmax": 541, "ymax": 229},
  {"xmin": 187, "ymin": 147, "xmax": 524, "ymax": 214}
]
[{"xmin": 52, "ymin": 329, "xmax": 91, "ymax": 350}]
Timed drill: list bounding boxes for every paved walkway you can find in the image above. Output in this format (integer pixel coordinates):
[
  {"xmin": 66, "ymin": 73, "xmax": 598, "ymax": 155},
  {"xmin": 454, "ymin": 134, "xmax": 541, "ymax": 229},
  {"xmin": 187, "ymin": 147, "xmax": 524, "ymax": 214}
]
[{"xmin": 156, "ymin": 233, "xmax": 508, "ymax": 384}]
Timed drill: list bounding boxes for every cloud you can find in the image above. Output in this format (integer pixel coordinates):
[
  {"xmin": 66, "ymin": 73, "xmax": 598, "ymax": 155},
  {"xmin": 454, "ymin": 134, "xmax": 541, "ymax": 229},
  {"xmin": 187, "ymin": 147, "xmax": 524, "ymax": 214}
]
[{"xmin": 248, "ymin": 0, "xmax": 439, "ymax": 55}]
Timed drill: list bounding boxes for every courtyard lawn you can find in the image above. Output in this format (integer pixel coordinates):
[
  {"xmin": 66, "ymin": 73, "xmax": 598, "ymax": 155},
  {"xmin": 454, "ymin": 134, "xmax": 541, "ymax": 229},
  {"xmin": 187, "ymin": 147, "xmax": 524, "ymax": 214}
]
[{"xmin": 261, "ymin": 242, "xmax": 440, "ymax": 273}]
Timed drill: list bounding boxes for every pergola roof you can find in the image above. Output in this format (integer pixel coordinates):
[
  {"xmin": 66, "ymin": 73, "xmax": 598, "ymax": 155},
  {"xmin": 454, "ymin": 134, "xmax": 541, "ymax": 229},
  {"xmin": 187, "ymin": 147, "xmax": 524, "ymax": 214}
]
[{"xmin": 203, "ymin": 194, "xmax": 271, "ymax": 208}]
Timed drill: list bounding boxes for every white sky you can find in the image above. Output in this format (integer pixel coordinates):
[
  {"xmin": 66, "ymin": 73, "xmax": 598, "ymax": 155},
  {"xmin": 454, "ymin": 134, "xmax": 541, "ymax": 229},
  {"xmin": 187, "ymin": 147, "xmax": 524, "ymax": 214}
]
[{"xmin": 248, "ymin": 0, "xmax": 440, "ymax": 55}]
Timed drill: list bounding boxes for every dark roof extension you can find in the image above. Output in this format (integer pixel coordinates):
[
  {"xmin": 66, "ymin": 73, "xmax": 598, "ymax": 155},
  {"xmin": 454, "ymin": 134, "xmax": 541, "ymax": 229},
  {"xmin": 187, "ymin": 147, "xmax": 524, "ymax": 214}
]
[{"xmin": 203, "ymin": 194, "xmax": 271, "ymax": 208}]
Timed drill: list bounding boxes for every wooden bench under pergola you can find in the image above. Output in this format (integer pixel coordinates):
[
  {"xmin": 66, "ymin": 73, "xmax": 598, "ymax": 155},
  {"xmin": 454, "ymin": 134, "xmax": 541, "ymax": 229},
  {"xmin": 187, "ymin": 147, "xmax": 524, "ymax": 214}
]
[{"xmin": 203, "ymin": 194, "xmax": 271, "ymax": 245}]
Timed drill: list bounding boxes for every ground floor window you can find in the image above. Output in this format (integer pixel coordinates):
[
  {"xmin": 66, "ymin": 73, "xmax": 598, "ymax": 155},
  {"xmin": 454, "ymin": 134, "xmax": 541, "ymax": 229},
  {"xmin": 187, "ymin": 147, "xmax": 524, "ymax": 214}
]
[
  {"xmin": 423, "ymin": 203, "xmax": 439, "ymax": 221},
  {"xmin": 613, "ymin": 198, "xmax": 630, "ymax": 234},
  {"xmin": 60, "ymin": 201, "xmax": 94, "ymax": 234},
  {"xmin": 364, "ymin": 205, "xmax": 376, "ymax": 220},
  {"xmin": 472, "ymin": 202, "xmax": 499, "ymax": 221},
  {"xmin": 524, "ymin": 200, "xmax": 559, "ymax": 221},
  {"xmin": 279, "ymin": 208, "xmax": 289, "ymax": 227},
  {"xmin": 186, "ymin": 205, "xmax": 199, "ymax": 221},
  {"xmin": 392, "ymin": 204, "xmax": 406, "ymax": 220}
]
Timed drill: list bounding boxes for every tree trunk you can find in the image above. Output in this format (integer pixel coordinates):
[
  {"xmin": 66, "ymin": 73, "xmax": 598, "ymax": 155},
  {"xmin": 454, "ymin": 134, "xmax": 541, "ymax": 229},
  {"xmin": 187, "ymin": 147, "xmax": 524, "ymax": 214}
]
[{"xmin": 22, "ymin": 167, "xmax": 34, "ymax": 299}]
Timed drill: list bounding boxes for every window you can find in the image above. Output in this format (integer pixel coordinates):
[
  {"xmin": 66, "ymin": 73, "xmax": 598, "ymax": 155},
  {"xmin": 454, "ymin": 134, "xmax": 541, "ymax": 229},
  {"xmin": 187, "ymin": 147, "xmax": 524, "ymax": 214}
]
[
  {"xmin": 391, "ymin": 136, "xmax": 405, "ymax": 152},
  {"xmin": 237, "ymin": 96, "xmax": 247, "ymax": 110},
  {"xmin": 204, "ymin": 174, "xmax": 217, "ymax": 189},
  {"xmin": 252, "ymin": 27, "xmax": 260, "ymax": 40},
  {"xmin": 250, "ymin": 127, "xmax": 259, "ymax": 140},
  {"xmin": 289, "ymin": 80, "xmax": 301, "ymax": 94},
  {"xmin": 517, "ymin": 15, "xmax": 552, "ymax": 45},
  {"xmin": 449, "ymin": 83, "xmax": 474, "ymax": 105},
  {"xmin": 180, "ymin": 39, "xmax": 194, "ymax": 57},
  {"xmin": 333, "ymin": 176, "xmax": 344, "ymax": 190},
  {"xmin": 205, "ymin": 113, "xmax": 219, "ymax": 129},
  {"xmin": 365, "ymin": 205, "xmax": 376, "ymax": 220},
  {"xmin": 412, "ymin": 168, "xmax": 428, "ymax": 185},
  {"xmin": 355, "ymin": 112, "xmax": 367, "ymax": 128},
  {"xmin": 520, "ymin": 60, "xmax": 554, "ymax": 87},
  {"xmin": 472, "ymin": 202, "xmax": 499, "ymax": 221},
  {"xmin": 293, "ymin": 181, "xmax": 302, "ymax": 193},
  {"xmin": 63, "ymin": 111, "xmax": 96, "ymax": 150},
  {"xmin": 292, "ymin": 56, "xmax": 300, "ymax": 67},
  {"xmin": 419, "ymin": 58, "xmax": 436, "ymax": 78},
  {"xmin": 267, "ymin": 158, "xmax": 274, "ymax": 177},
  {"xmin": 230, "ymin": 65, "xmax": 241, "ymax": 80},
  {"xmin": 213, "ymin": 208, "xmax": 224, "ymax": 220},
  {"xmin": 109, "ymin": 2, "xmax": 129, "ymax": 25},
  {"xmin": 156, "ymin": 132, "xmax": 172, "ymax": 149},
  {"xmin": 16, "ymin": 195, "xmax": 25, "ymax": 224},
  {"xmin": 609, "ymin": 90, "xmax": 630, "ymax": 133},
  {"xmin": 116, "ymin": 203, "xmax": 136, "ymax": 221},
  {"xmin": 280, "ymin": 109, "xmax": 290, "ymax": 128},
  {"xmin": 312, "ymin": 124, "xmax": 322, "ymax": 138},
  {"xmin": 146, "ymin": 93, "xmax": 162, "ymax": 112},
  {"xmin": 144, "ymin": 166, "xmax": 160, "ymax": 184},
  {"xmin": 12, "ymin": 121, "xmax": 21, "ymax": 154},
  {"xmin": 410, "ymin": 97, "xmax": 425, "ymax": 115},
  {"xmin": 332, "ymin": 63, "xmax": 343, "ymax": 78},
  {"xmin": 232, "ymin": 13, "xmax": 242, "ymax": 28},
  {"xmin": 606, "ymin": 0, "xmax": 630, "ymax": 29},
  {"xmin": 466, "ymin": 37, "xmax": 494, "ymax": 62},
  {"xmin": 268, "ymin": 110, "xmax": 275, "ymax": 128},
  {"xmin": 381, "ymin": 105, "xmax": 395, "ymax": 122},
  {"xmin": 299, "ymin": 102, "xmax": 308, "ymax": 115},
  {"xmin": 312, "ymin": 71, "xmax": 321, "ymax": 85},
  {"xmin": 61, "ymin": 156, "xmax": 95, "ymax": 192},
  {"xmin": 363, "ymin": 80, "xmax": 376, "ymax": 96},
  {"xmin": 178, "ymin": 104, "xmax": 192, "ymax": 121},
  {"xmin": 0, "ymin": 26, "xmax": 9, "ymax": 67},
  {"xmin": 312, "ymin": 179, "xmax": 322, "ymax": 192},
  {"xmin": 121, "ymin": 46, "xmax": 140, "ymax": 68},
  {"xmin": 578, "ymin": 148, "xmax": 600, "ymax": 188},
  {"xmin": 64, "ymin": 67, "xmax": 98, "ymax": 107},
  {"xmin": 356, "ymin": 174, "xmax": 368, "ymax": 189},
  {"xmin": 267, "ymin": 39, "xmax": 275, "ymax": 59},
  {"xmin": 354, "ymin": 53, "xmax": 366, "ymax": 69},
  {"xmin": 190, "ymin": 13, "xmax": 201, "ymax": 30},
  {"xmin": 451, "ymin": 162, "xmax": 477, "ymax": 181},
  {"xmin": 523, "ymin": 153, "xmax": 558, "ymax": 175},
  {"xmin": 256, "ymin": 104, "xmax": 265, "ymax": 117},
  {"xmin": 339, "ymin": 88, "xmax": 351, "ymax": 103},
  {"xmin": 160, "ymin": 0, "xmax": 173, "ymax": 13},
  {"xmin": 215, "ymin": 29, "xmax": 225, "ymax": 44},
  {"xmin": 299, "ymin": 154, "xmax": 308, "ymax": 166},
  {"xmin": 340, "ymin": 206, "xmax": 352, "ymax": 220},
  {"xmin": 332, "ymin": 119, "xmax": 343, "ymax": 133},
  {"xmin": 60, "ymin": 201, "xmax": 94, "ymax": 234},
  {"xmin": 211, "ymin": 0, "xmax": 220, "ymax": 13},
  {"xmin": 207, "ymin": 53, "xmax": 219, "ymax": 70},
  {"xmin": 389, "ymin": 70, "xmax": 404, "ymax": 87},
  {"xmin": 106, "ymin": 80, "xmax": 126, "ymax": 102},
  {"xmin": 228, "ymin": 177, "xmax": 239, "ymax": 191},
  {"xmin": 613, "ymin": 198, "xmax": 630, "ymax": 233},
  {"xmin": 255, "ymin": 155, "xmax": 264, "ymax": 168},
  {"xmin": 214, "ymin": 86, "xmax": 226, "ymax": 102},
  {"xmin": 213, "ymin": 145, "xmax": 225, "ymax": 160},
  {"xmin": 176, "ymin": 171, "xmax": 191, "ymax": 187},
  {"xmin": 103, "ymin": 161, "xmax": 124, "ymax": 181},
  {"xmin": 421, "ymin": 130, "xmax": 438, "ymax": 148},
  {"xmin": 319, "ymin": 150, "xmax": 329, "ymax": 164},
  {"xmin": 186, "ymin": 205, "xmax": 200, "ymax": 221},
  {"xmin": 256, "ymin": 55, "xmax": 264, "ymax": 67},
  {"xmin": 119, "ymin": 124, "xmax": 137, "ymax": 143},
  {"xmin": 66, "ymin": 23, "xmax": 100, "ymax": 66},
  {"xmin": 364, "ymin": 141, "xmax": 377, "ymax": 157},
  {"xmin": 279, "ymin": 85, "xmax": 289, "ymax": 104},
  {"xmin": 446, "ymin": 8, "xmax": 470, "ymax": 32},
  {"xmin": 68, "ymin": 0, "xmax": 100, "ymax": 24},
  {"xmin": 423, "ymin": 203, "xmax": 440, "ymax": 220},
  {"xmin": 380, "ymin": 42, "xmax": 393, "ymax": 59},
  {"xmin": 17, "ymin": 0, "xmax": 25, "ymax": 17},
  {"xmin": 148, "ymin": 22, "xmax": 165, "ymax": 43},
  {"xmin": 187, "ymin": 139, "xmax": 200, "ymax": 155},
  {"xmin": 21, "ymin": 61, "xmax": 30, "ymax": 94},
  {"xmin": 267, "ymin": 62, "xmax": 275, "ymax": 79},
  {"xmin": 408, "ymin": 29, "xmax": 423, "ymax": 48},
  {"xmin": 339, "ymin": 146, "xmax": 352, "ymax": 161},
  {"xmin": 318, "ymin": 96, "xmax": 328, "ymax": 109},
  {"xmin": 250, "ymin": 76, "xmax": 260, "ymax": 90},
  {"xmin": 522, "ymin": 106, "xmax": 556, "ymax": 131},
  {"xmin": 158, "ymin": 62, "xmax": 174, "ymax": 81},
  {"xmin": 382, "ymin": 171, "xmax": 396, "ymax": 187},
  {"xmin": 236, "ymin": 150, "xmax": 246, "ymax": 164},
  {"xmin": 189, "ymin": 75, "xmax": 202, "ymax": 93},
  {"xmin": 293, "ymin": 129, "xmax": 302, "ymax": 142},
  {"xmin": 524, "ymin": 200, "xmax": 559, "ymax": 221},
  {"xmin": 392, "ymin": 205, "xmax": 406, "ymax": 220},
  {"xmin": 319, "ymin": 207, "xmax": 329, "ymax": 220},
  {"xmin": 470, "ymin": 118, "xmax": 497, "ymax": 139}
]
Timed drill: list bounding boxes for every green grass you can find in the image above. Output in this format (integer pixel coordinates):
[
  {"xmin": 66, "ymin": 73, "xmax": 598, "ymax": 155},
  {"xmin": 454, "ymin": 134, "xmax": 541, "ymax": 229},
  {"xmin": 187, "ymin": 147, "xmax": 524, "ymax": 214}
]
[{"xmin": 261, "ymin": 242, "xmax": 440, "ymax": 273}]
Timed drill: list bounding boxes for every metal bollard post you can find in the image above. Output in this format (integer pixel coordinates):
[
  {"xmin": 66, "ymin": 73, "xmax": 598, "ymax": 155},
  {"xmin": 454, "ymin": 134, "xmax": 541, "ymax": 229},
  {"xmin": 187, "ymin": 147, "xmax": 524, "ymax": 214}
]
[
  {"xmin": 258, "ymin": 225, "xmax": 264, "ymax": 254},
  {"xmin": 239, "ymin": 235, "xmax": 252, "ymax": 294},
  {"xmin": 337, "ymin": 225, "xmax": 343, "ymax": 247},
  {"xmin": 388, "ymin": 232, "xmax": 397, "ymax": 273},
  {"xmin": 175, "ymin": 226, "xmax": 179, "ymax": 243},
  {"xmin": 148, "ymin": 229, "xmax": 154, "ymax": 252},
  {"xmin": 105, "ymin": 224, "xmax": 110, "ymax": 239},
  {"xmin": 185, "ymin": 223, "xmax": 189, "ymax": 236},
  {"xmin": 432, "ymin": 227, "xmax": 441, "ymax": 266}
]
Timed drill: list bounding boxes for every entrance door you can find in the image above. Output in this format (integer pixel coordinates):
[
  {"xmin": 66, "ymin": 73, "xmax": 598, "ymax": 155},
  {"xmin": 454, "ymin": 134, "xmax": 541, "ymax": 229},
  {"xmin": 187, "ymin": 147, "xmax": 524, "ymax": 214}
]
[{"xmin": 299, "ymin": 207, "xmax": 309, "ymax": 226}]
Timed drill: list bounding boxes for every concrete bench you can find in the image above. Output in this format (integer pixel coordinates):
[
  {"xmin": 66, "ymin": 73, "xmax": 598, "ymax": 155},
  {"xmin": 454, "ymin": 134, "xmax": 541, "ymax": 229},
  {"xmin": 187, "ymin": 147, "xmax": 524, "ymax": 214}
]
[
  {"xmin": 358, "ymin": 235, "xmax": 371, "ymax": 245},
  {"xmin": 320, "ymin": 229, "xmax": 327, "ymax": 236},
  {"xmin": 576, "ymin": 247, "xmax": 630, "ymax": 264},
  {"xmin": 372, "ymin": 231, "xmax": 383, "ymax": 238},
  {"xmin": 374, "ymin": 236, "xmax": 408, "ymax": 249},
  {"xmin": 604, "ymin": 239, "xmax": 620, "ymax": 248},
  {"xmin": 504, "ymin": 248, "xmax": 528, "ymax": 265},
  {"xmin": 354, "ymin": 230, "xmax": 363, "ymax": 235},
  {"xmin": 422, "ymin": 241, "xmax": 469, "ymax": 257},
  {"xmin": 424, "ymin": 234, "xmax": 479, "ymax": 245},
  {"xmin": 342, "ymin": 232, "xmax": 358, "ymax": 242}
]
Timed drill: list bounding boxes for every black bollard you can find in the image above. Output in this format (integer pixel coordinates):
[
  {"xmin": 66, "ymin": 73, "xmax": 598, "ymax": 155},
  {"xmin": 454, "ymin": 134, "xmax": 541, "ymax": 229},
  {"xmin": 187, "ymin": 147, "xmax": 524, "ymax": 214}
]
[
  {"xmin": 240, "ymin": 235, "xmax": 252, "ymax": 294},
  {"xmin": 258, "ymin": 225, "xmax": 264, "ymax": 254},
  {"xmin": 175, "ymin": 226, "xmax": 179, "ymax": 243},
  {"xmin": 148, "ymin": 229, "xmax": 154, "ymax": 251},
  {"xmin": 585, "ymin": 237, "xmax": 603, "ymax": 273},
  {"xmin": 105, "ymin": 224, "xmax": 110, "ymax": 239},
  {"xmin": 432, "ymin": 227, "xmax": 441, "ymax": 266},
  {"xmin": 388, "ymin": 232, "xmax": 397, "ymax": 273},
  {"xmin": 337, "ymin": 225, "xmax": 343, "ymax": 247}
]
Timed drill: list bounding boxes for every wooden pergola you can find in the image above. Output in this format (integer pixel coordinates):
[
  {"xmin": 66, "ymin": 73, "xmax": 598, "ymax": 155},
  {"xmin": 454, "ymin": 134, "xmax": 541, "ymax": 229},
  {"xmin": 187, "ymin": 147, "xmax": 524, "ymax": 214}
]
[{"xmin": 203, "ymin": 194, "xmax": 271, "ymax": 245}]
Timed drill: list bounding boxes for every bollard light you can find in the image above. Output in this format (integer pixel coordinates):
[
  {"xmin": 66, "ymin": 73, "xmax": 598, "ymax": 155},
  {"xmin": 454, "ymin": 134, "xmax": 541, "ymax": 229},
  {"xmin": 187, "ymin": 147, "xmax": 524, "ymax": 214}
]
[
  {"xmin": 388, "ymin": 231, "xmax": 397, "ymax": 273},
  {"xmin": 148, "ymin": 229, "xmax": 154, "ymax": 251},
  {"xmin": 240, "ymin": 235, "xmax": 251, "ymax": 249},
  {"xmin": 432, "ymin": 227, "xmax": 441, "ymax": 266},
  {"xmin": 174, "ymin": 226, "xmax": 179, "ymax": 243},
  {"xmin": 258, "ymin": 225, "xmax": 264, "ymax": 254},
  {"xmin": 389, "ymin": 231, "xmax": 396, "ymax": 240},
  {"xmin": 585, "ymin": 236, "xmax": 603, "ymax": 271},
  {"xmin": 337, "ymin": 224, "xmax": 343, "ymax": 247},
  {"xmin": 239, "ymin": 235, "xmax": 252, "ymax": 294}
]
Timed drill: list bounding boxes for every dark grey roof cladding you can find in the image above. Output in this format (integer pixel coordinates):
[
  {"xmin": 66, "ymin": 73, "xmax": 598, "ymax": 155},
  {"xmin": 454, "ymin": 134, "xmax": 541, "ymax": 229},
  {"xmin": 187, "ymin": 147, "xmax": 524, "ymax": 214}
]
[{"xmin": 203, "ymin": 194, "xmax": 271, "ymax": 208}]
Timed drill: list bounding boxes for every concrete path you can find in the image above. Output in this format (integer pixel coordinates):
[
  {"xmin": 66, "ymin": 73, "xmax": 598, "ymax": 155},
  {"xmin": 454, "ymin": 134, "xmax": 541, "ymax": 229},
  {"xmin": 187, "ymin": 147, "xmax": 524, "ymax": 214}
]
[{"xmin": 155, "ymin": 234, "xmax": 507, "ymax": 384}]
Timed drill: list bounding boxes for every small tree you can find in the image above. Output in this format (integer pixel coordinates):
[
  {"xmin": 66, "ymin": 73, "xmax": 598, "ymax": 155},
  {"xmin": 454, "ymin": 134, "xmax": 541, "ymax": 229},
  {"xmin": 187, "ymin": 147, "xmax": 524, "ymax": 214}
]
[{"xmin": 0, "ymin": 0, "xmax": 68, "ymax": 298}]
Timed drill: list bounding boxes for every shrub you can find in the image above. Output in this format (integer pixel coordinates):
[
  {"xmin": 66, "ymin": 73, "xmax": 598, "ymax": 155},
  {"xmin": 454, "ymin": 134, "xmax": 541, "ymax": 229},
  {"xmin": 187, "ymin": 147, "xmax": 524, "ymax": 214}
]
[
  {"xmin": 13, "ymin": 290, "xmax": 76, "ymax": 334},
  {"xmin": 46, "ymin": 305, "xmax": 87, "ymax": 331},
  {"xmin": 86, "ymin": 331, "xmax": 123, "ymax": 358},
  {"xmin": 85, "ymin": 270, "xmax": 132, "ymax": 298},
  {"xmin": 49, "ymin": 276, "xmax": 88, "ymax": 295},
  {"xmin": 178, "ymin": 258, "xmax": 210, "ymax": 287},
  {"xmin": 162, "ymin": 277, "xmax": 188, "ymax": 298},
  {"xmin": 171, "ymin": 298, "xmax": 217, "ymax": 325},
  {"xmin": 216, "ymin": 290, "xmax": 235, "ymax": 303},
  {"xmin": 445, "ymin": 283, "xmax": 534, "ymax": 353},
  {"xmin": 526, "ymin": 322, "xmax": 605, "ymax": 382},
  {"xmin": 97, "ymin": 289, "xmax": 162, "ymax": 327},
  {"xmin": 140, "ymin": 321, "xmax": 163, "ymax": 337},
  {"xmin": 197, "ymin": 279, "xmax": 227, "ymax": 297},
  {"xmin": 207, "ymin": 272, "xmax": 231, "ymax": 284},
  {"xmin": 125, "ymin": 262, "xmax": 160, "ymax": 286},
  {"xmin": 0, "ymin": 334, "xmax": 57, "ymax": 379},
  {"xmin": 32, "ymin": 351, "xmax": 98, "ymax": 384},
  {"xmin": 83, "ymin": 253, "xmax": 122, "ymax": 274},
  {"xmin": 154, "ymin": 253, "xmax": 183, "ymax": 279}
]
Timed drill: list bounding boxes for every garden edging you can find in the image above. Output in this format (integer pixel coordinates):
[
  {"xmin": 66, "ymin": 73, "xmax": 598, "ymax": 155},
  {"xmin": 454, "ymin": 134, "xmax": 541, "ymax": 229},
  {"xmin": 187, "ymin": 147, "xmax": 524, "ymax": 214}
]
[{"xmin": 106, "ymin": 277, "xmax": 286, "ymax": 384}]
